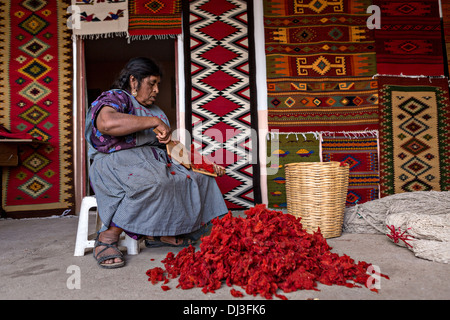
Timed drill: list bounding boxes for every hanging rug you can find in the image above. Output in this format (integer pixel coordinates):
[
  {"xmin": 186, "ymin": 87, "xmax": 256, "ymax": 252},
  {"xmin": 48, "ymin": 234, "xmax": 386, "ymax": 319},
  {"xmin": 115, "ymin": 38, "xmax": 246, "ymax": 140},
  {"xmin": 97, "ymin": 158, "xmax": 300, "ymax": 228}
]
[
  {"xmin": 71, "ymin": 0, "xmax": 129, "ymax": 39},
  {"xmin": 0, "ymin": 0, "xmax": 74, "ymax": 218}
]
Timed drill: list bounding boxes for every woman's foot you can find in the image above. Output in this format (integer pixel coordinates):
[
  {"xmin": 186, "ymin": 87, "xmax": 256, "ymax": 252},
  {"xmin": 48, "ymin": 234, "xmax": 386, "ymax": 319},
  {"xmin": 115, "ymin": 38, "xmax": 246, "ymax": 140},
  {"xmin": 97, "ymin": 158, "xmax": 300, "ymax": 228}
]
[
  {"xmin": 93, "ymin": 226, "xmax": 125, "ymax": 268},
  {"xmin": 145, "ymin": 235, "xmax": 195, "ymax": 248}
]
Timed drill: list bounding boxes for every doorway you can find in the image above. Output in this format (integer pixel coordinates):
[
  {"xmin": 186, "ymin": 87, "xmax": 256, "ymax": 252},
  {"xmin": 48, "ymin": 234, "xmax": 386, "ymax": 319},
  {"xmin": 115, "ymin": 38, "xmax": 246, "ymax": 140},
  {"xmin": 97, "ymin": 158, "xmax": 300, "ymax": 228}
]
[
  {"xmin": 83, "ymin": 37, "xmax": 178, "ymax": 128},
  {"xmin": 78, "ymin": 37, "xmax": 178, "ymax": 199}
]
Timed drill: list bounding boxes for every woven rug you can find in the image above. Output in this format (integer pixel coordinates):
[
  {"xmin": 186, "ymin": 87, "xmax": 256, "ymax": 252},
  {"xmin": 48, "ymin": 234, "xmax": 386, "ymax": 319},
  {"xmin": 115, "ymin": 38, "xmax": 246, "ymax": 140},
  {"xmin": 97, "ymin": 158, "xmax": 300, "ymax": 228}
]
[
  {"xmin": 129, "ymin": 0, "xmax": 181, "ymax": 40},
  {"xmin": 264, "ymin": 0, "xmax": 379, "ymax": 132},
  {"xmin": 442, "ymin": 0, "xmax": 450, "ymax": 77},
  {"xmin": 266, "ymin": 133, "xmax": 320, "ymax": 208},
  {"xmin": 322, "ymin": 133, "xmax": 380, "ymax": 206},
  {"xmin": 378, "ymin": 76, "xmax": 450, "ymax": 197},
  {"xmin": 183, "ymin": 0, "xmax": 258, "ymax": 209},
  {"xmin": 0, "ymin": 0, "xmax": 74, "ymax": 218},
  {"xmin": 71, "ymin": 0, "xmax": 128, "ymax": 39},
  {"xmin": 373, "ymin": 0, "xmax": 444, "ymax": 76}
]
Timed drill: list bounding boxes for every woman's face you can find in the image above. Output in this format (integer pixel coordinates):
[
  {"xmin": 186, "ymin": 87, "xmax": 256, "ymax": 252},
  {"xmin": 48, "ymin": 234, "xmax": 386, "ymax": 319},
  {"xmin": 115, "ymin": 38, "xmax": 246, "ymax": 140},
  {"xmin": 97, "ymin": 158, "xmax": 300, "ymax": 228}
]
[{"xmin": 132, "ymin": 75, "xmax": 161, "ymax": 107}]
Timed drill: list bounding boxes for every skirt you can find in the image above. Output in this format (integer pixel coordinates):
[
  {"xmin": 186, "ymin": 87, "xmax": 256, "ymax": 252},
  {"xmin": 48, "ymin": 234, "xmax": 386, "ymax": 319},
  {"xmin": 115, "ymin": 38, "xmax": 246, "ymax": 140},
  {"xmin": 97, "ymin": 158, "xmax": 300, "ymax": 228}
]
[{"xmin": 89, "ymin": 145, "xmax": 228, "ymax": 237}]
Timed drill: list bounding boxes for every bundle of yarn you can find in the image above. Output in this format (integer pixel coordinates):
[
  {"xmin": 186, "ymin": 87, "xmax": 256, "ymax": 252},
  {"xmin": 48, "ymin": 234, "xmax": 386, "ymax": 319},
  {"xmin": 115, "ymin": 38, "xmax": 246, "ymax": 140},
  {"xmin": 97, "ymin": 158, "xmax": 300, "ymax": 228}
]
[{"xmin": 344, "ymin": 191, "xmax": 450, "ymax": 264}]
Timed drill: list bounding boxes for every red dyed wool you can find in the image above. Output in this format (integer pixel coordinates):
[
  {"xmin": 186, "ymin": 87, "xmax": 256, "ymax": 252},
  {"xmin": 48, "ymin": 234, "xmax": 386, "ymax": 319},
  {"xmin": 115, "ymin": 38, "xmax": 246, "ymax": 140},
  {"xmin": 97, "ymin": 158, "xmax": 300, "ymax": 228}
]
[
  {"xmin": 146, "ymin": 267, "xmax": 166, "ymax": 285},
  {"xmin": 190, "ymin": 144, "xmax": 215, "ymax": 174},
  {"xmin": 230, "ymin": 288, "xmax": 244, "ymax": 298},
  {"xmin": 146, "ymin": 204, "xmax": 388, "ymax": 299}
]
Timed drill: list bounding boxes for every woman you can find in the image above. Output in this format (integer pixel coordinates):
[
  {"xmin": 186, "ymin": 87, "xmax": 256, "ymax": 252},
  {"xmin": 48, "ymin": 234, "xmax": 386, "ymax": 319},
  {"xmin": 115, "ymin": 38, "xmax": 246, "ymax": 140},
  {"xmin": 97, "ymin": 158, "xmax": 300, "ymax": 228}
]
[{"xmin": 85, "ymin": 57, "xmax": 228, "ymax": 269}]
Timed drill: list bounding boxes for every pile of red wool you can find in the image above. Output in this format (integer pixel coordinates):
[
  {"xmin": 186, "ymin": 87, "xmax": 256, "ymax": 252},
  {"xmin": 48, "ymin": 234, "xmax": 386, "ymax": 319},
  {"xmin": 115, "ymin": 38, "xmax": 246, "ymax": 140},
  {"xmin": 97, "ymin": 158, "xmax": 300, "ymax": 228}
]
[{"xmin": 146, "ymin": 204, "xmax": 388, "ymax": 299}]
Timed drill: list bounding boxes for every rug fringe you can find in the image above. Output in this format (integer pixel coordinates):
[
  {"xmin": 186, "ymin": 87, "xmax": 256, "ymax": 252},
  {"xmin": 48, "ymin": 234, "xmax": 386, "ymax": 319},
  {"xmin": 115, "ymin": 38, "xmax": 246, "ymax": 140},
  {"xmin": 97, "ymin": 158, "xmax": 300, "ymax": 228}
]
[
  {"xmin": 372, "ymin": 73, "xmax": 447, "ymax": 80},
  {"xmin": 127, "ymin": 34, "xmax": 178, "ymax": 43},
  {"xmin": 72, "ymin": 31, "xmax": 129, "ymax": 41},
  {"xmin": 267, "ymin": 130, "xmax": 379, "ymax": 141}
]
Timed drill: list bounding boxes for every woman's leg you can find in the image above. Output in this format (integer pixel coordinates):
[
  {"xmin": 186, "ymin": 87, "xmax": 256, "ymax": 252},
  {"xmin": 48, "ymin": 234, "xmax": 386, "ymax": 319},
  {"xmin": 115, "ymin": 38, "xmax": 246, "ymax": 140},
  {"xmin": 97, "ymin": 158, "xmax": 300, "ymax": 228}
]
[{"xmin": 146, "ymin": 235, "xmax": 194, "ymax": 246}]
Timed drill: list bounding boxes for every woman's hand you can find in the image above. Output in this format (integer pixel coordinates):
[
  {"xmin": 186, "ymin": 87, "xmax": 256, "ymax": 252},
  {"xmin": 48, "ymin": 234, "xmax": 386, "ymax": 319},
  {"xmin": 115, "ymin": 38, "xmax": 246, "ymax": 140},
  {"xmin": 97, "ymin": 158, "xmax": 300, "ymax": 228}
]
[{"xmin": 153, "ymin": 122, "xmax": 171, "ymax": 144}]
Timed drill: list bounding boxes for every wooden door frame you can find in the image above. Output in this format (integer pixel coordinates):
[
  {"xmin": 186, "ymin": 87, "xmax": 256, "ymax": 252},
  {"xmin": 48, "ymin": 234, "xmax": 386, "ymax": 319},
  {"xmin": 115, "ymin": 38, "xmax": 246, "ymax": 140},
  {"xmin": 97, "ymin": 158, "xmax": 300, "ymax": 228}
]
[{"xmin": 73, "ymin": 38, "xmax": 88, "ymax": 215}]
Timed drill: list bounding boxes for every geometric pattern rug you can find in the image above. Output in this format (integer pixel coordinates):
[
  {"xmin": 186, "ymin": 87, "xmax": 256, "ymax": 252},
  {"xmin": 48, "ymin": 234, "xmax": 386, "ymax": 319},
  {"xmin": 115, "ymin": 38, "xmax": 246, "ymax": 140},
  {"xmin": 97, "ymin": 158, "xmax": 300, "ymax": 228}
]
[
  {"xmin": 0, "ymin": 0, "xmax": 74, "ymax": 218},
  {"xmin": 373, "ymin": 0, "xmax": 444, "ymax": 76},
  {"xmin": 71, "ymin": 0, "xmax": 128, "ymax": 39},
  {"xmin": 322, "ymin": 133, "xmax": 380, "ymax": 206},
  {"xmin": 266, "ymin": 133, "xmax": 320, "ymax": 209},
  {"xmin": 129, "ymin": 0, "xmax": 182, "ymax": 40},
  {"xmin": 264, "ymin": 0, "xmax": 379, "ymax": 132},
  {"xmin": 183, "ymin": 0, "xmax": 258, "ymax": 209},
  {"xmin": 378, "ymin": 76, "xmax": 450, "ymax": 197}
]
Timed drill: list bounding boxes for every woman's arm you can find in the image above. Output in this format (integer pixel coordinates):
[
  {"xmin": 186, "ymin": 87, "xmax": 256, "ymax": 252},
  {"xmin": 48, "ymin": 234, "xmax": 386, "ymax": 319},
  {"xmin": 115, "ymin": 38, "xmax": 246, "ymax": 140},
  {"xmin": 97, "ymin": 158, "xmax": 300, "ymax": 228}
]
[{"xmin": 96, "ymin": 106, "xmax": 171, "ymax": 143}]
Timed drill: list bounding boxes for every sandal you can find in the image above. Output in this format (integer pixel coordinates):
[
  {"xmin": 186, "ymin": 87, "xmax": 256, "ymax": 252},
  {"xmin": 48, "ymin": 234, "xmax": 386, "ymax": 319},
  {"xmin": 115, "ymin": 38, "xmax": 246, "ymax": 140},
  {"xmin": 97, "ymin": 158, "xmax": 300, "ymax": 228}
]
[
  {"xmin": 144, "ymin": 236, "xmax": 195, "ymax": 248},
  {"xmin": 93, "ymin": 237, "xmax": 125, "ymax": 269}
]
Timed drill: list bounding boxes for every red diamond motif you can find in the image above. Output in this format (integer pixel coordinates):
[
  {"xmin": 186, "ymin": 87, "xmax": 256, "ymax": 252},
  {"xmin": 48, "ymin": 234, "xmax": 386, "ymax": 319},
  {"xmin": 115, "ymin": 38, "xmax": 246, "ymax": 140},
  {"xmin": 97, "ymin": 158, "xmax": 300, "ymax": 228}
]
[
  {"xmin": 202, "ymin": 96, "xmax": 241, "ymax": 117},
  {"xmin": 397, "ymin": 4, "xmax": 415, "ymax": 14},
  {"xmin": 198, "ymin": 0, "xmax": 237, "ymax": 16},
  {"xmin": 401, "ymin": 138, "xmax": 430, "ymax": 155},
  {"xmin": 199, "ymin": 21, "xmax": 238, "ymax": 41},
  {"xmin": 200, "ymin": 45, "xmax": 239, "ymax": 65},
  {"xmin": 353, "ymin": 96, "xmax": 363, "ymax": 106},
  {"xmin": 399, "ymin": 41, "xmax": 418, "ymax": 52},
  {"xmin": 201, "ymin": 70, "xmax": 240, "ymax": 91},
  {"xmin": 407, "ymin": 161, "xmax": 425, "ymax": 173}
]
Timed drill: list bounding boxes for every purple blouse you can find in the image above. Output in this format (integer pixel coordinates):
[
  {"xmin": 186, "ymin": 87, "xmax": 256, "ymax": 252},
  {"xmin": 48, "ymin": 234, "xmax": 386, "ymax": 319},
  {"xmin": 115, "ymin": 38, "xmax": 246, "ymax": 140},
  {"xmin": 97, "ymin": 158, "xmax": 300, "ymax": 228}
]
[{"xmin": 86, "ymin": 89, "xmax": 170, "ymax": 155}]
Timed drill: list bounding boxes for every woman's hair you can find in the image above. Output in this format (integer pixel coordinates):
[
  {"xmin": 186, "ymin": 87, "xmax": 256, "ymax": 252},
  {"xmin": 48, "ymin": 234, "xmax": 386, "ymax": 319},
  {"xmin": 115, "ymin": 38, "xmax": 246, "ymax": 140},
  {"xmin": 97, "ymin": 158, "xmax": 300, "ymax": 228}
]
[{"xmin": 111, "ymin": 57, "xmax": 163, "ymax": 90}]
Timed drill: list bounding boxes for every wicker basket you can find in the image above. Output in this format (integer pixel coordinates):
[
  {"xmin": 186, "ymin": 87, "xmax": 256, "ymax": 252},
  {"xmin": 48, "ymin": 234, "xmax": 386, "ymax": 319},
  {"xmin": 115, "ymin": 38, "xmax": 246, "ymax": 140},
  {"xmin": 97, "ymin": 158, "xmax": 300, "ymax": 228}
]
[{"xmin": 285, "ymin": 161, "xmax": 349, "ymax": 238}]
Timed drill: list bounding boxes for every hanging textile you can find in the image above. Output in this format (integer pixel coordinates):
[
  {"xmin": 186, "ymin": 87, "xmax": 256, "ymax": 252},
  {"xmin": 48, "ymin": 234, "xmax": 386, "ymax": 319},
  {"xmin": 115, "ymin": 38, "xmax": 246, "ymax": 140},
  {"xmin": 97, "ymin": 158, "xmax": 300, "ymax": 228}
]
[
  {"xmin": 71, "ymin": 0, "xmax": 129, "ymax": 39},
  {"xmin": 442, "ymin": 0, "xmax": 450, "ymax": 77},
  {"xmin": 322, "ymin": 133, "xmax": 380, "ymax": 206},
  {"xmin": 263, "ymin": 0, "xmax": 378, "ymax": 132},
  {"xmin": 0, "ymin": 0, "xmax": 74, "ymax": 218},
  {"xmin": 378, "ymin": 76, "xmax": 450, "ymax": 197},
  {"xmin": 183, "ymin": 0, "xmax": 259, "ymax": 209},
  {"xmin": 373, "ymin": 0, "xmax": 444, "ymax": 76},
  {"xmin": 128, "ymin": 0, "xmax": 182, "ymax": 40},
  {"xmin": 266, "ymin": 133, "xmax": 320, "ymax": 208}
]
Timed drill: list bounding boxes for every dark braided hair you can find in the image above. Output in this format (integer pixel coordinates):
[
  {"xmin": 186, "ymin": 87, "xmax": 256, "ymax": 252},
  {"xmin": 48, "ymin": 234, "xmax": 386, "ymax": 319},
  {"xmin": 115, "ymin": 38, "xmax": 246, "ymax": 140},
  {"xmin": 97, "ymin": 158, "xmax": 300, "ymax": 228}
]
[{"xmin": 111, "ymin": 57, "xmax": 163, "ymax": 91}]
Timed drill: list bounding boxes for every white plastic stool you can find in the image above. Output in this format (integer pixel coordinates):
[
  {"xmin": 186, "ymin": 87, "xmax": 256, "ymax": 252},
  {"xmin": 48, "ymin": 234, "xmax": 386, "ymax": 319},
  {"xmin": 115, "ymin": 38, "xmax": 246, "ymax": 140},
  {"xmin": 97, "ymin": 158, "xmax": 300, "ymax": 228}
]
[{"xmin": 74, "ymin": 196, "xmax": 141, "ymax": 256}]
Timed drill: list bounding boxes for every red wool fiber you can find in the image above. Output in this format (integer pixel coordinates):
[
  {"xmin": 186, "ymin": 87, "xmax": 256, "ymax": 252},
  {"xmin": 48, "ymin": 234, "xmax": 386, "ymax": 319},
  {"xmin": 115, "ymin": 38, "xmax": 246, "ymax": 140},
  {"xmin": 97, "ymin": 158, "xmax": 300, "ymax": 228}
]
[{"xmin": 146, "ymin": 204, "xmax": 388, "ymax": 299}]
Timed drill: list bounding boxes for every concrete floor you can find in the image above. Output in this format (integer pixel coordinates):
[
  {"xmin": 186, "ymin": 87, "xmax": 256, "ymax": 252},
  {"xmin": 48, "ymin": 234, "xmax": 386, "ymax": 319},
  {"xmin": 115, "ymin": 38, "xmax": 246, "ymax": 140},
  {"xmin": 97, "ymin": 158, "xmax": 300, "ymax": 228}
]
[{"xmin": 0, "ymin": 211, "xmax": 448, "ymax": 302}]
